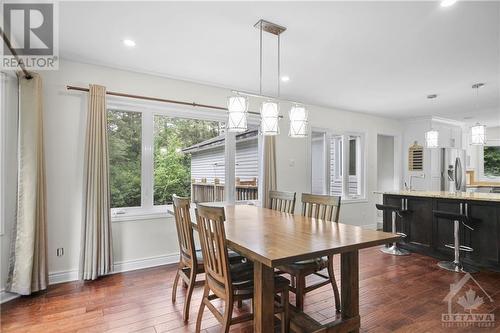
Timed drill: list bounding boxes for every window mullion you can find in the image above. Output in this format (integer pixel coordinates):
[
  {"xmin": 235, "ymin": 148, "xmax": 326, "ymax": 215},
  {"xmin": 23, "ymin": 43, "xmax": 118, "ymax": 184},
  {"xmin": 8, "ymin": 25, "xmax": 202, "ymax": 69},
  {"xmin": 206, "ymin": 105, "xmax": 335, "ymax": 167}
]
[
  {"xmin": 142, "ymin": 112, "xmax": 154, "ymax": 210},
  {"xmin": 342, "ymin": 135, "xmax": 350, "ymax": 198}
]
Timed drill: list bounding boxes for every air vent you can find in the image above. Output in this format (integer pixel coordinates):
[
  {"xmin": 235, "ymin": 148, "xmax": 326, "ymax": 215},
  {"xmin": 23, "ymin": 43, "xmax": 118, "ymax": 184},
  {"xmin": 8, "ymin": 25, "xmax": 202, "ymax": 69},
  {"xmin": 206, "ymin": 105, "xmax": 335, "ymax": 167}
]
[{"xmin": 408, "ymin": 142, "xmax": 424, "ymax": 171}]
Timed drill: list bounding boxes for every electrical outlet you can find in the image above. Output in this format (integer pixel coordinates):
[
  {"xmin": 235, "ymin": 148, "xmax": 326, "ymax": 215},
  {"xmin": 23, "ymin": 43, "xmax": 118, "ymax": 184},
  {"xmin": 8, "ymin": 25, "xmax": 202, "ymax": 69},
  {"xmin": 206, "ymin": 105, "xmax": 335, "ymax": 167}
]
[{"xmin": 56, "ymin": 248, "xmax": 64, "ymax": 257}]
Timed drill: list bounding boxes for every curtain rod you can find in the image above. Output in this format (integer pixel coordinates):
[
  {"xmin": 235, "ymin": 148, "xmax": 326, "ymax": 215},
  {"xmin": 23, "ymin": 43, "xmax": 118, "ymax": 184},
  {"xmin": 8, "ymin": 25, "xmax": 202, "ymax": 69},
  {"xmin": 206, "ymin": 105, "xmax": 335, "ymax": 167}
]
[
  {"xmin": 0, "ymin": 28, "xmax": 33, "ymax": 80},
  {"xmin": 66, "ymin": 85, "xmax": 281, "ymax": 118}
]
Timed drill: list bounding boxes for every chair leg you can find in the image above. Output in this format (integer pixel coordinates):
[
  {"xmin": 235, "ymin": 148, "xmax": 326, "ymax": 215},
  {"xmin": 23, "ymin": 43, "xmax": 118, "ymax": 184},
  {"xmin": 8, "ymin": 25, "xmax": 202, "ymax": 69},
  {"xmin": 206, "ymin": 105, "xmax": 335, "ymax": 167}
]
[
  {"xmin": 221, "ymin": 297, "xmax": 234, "ymax": 333},
  {"xmin": 171, "ymin": 266, "xmax": 180, "ymax": 303},
  {"xmin": 195, "ymin": 285, "xmax": 209, "ymax": 333},
  {"xmin": 281, "ymin": 289, "xmax": 289, "ymax": 333},
  {"xmin": 327, "ymin": 255, "xmax": 341, "ymax": 312},
  {"xmin": 183, "ymin": 269, "xmax": 197, "ymax": 322},
  {"xmin": 295, "ymin": 275, "xmax": 306, "ymax": 311}
]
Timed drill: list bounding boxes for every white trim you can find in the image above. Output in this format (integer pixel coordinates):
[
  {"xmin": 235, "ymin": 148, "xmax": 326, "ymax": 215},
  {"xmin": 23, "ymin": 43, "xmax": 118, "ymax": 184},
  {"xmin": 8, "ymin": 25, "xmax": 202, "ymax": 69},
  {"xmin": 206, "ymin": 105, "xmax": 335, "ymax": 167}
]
[
  {"xmin": 49, "ymin": 269, "xmax": 80, "ymax": 285},
  {"xmin": 1, "ymin": 290, "xmax": 19, "ymax": 304},
  {"xmin": 113, "ymin": 253, "xmax": 179, "ymax": 273}
]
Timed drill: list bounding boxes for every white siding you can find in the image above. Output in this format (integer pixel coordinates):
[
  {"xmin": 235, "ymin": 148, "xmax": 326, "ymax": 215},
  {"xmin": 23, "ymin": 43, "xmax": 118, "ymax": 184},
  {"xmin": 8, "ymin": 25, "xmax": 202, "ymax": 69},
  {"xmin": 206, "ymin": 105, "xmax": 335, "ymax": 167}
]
[{"xmin": 189, "ymin": 138, "xmax": 258, "ymax": 184}]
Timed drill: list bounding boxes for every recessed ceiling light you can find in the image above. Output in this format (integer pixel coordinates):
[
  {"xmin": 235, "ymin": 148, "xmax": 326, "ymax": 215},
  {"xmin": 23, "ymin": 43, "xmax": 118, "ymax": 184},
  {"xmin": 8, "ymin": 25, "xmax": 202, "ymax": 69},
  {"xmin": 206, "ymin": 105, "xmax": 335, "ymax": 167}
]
[
  {"xmin": 440, "ymin": 0, "xmax": 457, "ymax": 7},
  {"xmin": 122, "ymin": 39, "xmax": 136, "ymax": 47},
  {"xmin": 281, "ymin": 76, "xmax": 290, "ymax": 82},
  {"xmin": 427, "ymin": 94, "xmax": 438, "ymax": 99}
]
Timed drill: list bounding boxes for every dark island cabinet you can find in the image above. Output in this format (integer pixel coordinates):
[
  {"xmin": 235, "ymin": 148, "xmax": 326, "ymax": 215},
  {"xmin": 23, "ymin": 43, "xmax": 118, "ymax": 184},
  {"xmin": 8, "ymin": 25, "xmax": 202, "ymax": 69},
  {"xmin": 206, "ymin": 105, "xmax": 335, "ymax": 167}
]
[{"xmin": 383, "ymin": 194, "xmax": 500, "ymax": 271}]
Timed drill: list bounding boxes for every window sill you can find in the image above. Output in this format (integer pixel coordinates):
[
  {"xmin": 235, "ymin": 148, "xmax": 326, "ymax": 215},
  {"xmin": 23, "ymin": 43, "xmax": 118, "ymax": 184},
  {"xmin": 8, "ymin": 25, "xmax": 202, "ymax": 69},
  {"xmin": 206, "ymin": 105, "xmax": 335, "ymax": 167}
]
[
  {"xmin": 111, "ymin": 206, "xmax": 173, "ymax": 223},
  {"xmin": 341, "ymin": 198, "xmax": 368, "ymax": 204}
]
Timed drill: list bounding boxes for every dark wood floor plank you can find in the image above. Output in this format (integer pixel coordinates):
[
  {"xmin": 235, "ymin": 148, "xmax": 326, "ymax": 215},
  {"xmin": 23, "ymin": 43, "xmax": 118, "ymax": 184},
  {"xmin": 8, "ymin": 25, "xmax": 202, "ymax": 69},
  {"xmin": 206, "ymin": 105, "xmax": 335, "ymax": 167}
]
[{"xmin": 2, "ymin": 248, "xmax": 499, "ymax": 332}]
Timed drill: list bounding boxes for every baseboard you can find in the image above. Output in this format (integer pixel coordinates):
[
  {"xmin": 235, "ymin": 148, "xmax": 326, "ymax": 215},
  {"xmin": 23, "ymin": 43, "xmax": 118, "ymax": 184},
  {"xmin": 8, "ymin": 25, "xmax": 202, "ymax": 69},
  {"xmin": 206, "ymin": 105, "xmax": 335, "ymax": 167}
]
[
  {"xmin": 1, "ymin": 290, "xmax": 19, "ymax": 304},
  {"xmin": 361, "ymin": 223, "xmax": 378, "ymax": 230},
  {"xmin": 48, "ymin": 269, "xmax": 80, "ymax": 285},
  {"xmin": 113, "ymin": 253, "xmax": 179, "ymax": 273}
]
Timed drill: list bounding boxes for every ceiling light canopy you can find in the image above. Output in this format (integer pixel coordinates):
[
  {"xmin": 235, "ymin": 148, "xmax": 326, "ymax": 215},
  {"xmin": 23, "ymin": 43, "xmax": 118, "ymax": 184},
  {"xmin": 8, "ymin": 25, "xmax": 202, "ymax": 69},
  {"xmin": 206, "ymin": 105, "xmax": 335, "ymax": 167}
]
[
  {"xmin": 122, "ymin": 39, "xmax": 136, "ymax": 47},
  {"xmin": 440, "ymin": 0, "xmax": 457, "ymax": 7}
]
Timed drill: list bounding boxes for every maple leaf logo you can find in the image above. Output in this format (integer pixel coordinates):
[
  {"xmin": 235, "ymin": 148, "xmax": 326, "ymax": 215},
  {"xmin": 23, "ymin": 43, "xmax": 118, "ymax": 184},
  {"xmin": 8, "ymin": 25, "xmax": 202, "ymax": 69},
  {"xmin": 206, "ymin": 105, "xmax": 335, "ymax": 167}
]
[{"xmin": 457, "ymin": 289, "xmax": 484, "ymax": 313}]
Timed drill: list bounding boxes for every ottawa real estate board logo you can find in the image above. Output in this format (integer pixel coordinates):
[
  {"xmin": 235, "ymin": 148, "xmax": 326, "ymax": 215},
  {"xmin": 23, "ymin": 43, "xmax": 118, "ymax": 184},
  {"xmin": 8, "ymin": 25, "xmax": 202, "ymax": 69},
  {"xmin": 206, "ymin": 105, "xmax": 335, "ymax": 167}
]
[
  {"xmin": 1, "ymin": 1, "xmax": 59, "ymax": 70},
  {"xmin": 442, "ymin": 273, "xmax": 495, "ymax": 328}
]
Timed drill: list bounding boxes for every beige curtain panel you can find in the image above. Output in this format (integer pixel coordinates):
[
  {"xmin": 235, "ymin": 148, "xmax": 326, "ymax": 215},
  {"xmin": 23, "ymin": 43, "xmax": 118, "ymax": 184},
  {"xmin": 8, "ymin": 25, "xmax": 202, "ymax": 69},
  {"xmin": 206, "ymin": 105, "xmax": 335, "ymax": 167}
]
[
  {"xmin": 260, "ymin": 136, "xmax": 277, "ymax": 208},
  {"xmin": 7, "ymin": 73, "xmax": 48, "ymax": 295},
  {"xmin": 81, "ymin": 84, "xmax": 113, "ymax": 280}
]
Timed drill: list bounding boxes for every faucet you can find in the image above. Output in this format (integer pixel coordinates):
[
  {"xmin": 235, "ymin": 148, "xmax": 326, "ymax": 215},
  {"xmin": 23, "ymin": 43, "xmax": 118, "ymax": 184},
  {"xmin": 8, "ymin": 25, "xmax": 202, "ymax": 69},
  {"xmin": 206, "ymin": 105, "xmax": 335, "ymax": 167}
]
[{"xmin": 406, "ymin": 173, "xmax": 425, "ymax": 191}]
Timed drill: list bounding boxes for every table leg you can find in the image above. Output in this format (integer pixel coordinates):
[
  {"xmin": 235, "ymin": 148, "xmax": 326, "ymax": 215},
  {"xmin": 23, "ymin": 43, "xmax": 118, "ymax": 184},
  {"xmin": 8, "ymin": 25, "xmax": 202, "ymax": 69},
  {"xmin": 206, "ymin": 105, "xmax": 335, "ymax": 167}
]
[
  {"xmin": 253, "ymin": 261, "xmax": 275, "ymax": 333},
  {"xmin": 341, "ymin": 250, "xmax": 360, "ymax": 333}
]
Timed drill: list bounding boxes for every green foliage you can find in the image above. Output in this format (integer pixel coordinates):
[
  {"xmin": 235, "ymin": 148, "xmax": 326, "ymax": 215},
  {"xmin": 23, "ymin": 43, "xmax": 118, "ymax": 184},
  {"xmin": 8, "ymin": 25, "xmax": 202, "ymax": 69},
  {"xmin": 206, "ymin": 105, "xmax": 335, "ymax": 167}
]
[
  {"xmin": 108, "ymin": 110, "xmax": 142, "ymax": 208},
  {"xmin": 484, "ymin": 146, "xmax": 500, "ymax": 177},
  {"xmin": 107, "ymin": 110, "xmax": 221, "ymax": 208},
  {"xmin": 153, "ymin": 116, "xmax": 220, "ymax": 205}
]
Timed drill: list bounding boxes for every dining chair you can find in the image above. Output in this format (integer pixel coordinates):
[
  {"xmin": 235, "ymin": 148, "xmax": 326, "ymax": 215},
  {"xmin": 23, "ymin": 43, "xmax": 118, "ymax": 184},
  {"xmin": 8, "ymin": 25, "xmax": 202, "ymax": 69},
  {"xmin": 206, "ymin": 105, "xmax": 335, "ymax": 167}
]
[
  {"xmin": 268, "ymin": 190, "xmax": 296, "ymax": 214},
  {"xmin": 195, "ymin": 204, "xmax": 290, "ymax": 333},
  {"xmin": 278, "ymin": 193, "xmax": 341, "ymax": 311},
  {"xmin": 171, "ymin": 195, "xmax": 244, "ymax": 322},
  {"xmin": 171, "ymin": 195, "xmax": 203, "ymax": 322}
]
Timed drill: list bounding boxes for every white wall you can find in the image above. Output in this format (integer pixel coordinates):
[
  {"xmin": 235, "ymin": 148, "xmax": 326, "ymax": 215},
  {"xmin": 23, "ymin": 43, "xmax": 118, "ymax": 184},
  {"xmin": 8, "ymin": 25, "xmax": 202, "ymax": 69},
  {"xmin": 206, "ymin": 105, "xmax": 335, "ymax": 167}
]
[{"xmin": 1, "ymin": 59, "xmax": 402, "ymax": 293}]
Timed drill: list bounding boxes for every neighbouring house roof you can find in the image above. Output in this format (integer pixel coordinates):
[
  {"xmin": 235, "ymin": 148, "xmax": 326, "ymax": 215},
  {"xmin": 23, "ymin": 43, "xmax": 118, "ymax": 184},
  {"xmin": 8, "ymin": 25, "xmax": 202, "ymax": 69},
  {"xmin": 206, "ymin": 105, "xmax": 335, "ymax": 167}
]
[{"xmin": 182, "ymin": 129, "xmax": 258, "ymax": 154}]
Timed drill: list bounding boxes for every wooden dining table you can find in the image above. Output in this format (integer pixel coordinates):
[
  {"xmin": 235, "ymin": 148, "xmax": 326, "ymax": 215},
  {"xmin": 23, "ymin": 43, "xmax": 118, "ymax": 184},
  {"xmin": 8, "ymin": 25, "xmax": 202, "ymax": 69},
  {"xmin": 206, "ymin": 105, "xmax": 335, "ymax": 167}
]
[{"xmin": 169, "ymin": 203, "xmax": 400, "ymax": 333}]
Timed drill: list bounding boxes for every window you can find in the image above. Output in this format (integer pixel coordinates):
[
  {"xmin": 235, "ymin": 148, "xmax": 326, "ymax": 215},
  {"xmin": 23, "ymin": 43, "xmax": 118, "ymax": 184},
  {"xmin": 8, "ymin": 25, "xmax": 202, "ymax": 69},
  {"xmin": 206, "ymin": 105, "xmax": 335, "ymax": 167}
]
[
  {"xmin": 311, "ymin": 129, "xmax": 365, "ymax": 200},
  {"xmin": 153, "ymin": 115, "xmax": 223, "ymax": 205},
  {"xmin": 107, "ymin": 103, "xmax": 256, "ymax": 219},
  {"xmin": 482, "ymin": 146, "xmax": 500, "ymax": 180},
  {"xmin": 108, "ymin": 110, "xmax": 142, "ymax": 208}
]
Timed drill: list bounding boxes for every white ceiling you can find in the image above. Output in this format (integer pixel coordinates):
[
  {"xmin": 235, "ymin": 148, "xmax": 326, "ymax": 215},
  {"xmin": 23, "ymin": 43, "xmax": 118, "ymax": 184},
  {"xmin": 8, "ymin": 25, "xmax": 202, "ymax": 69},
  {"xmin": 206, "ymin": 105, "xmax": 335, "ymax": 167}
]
[{"xmin": 58, "ymin": 1, "xmax": 500, "ymax": 122}]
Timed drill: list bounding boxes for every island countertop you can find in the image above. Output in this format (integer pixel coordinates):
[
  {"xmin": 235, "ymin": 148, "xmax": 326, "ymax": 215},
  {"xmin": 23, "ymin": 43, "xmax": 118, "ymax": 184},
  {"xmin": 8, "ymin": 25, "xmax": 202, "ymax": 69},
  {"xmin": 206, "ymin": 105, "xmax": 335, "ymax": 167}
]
[{"xmin": 375, "ymin": 190, "xmax": 500, "ymax": 202}]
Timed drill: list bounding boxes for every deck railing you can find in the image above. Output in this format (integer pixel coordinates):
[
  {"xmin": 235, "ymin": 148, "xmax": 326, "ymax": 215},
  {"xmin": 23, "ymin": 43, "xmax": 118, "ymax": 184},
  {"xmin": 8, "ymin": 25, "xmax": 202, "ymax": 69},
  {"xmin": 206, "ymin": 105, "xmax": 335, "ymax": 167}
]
[{"xmin": 191, "ymin": 178, "xmax": 258, "ymax": 203}]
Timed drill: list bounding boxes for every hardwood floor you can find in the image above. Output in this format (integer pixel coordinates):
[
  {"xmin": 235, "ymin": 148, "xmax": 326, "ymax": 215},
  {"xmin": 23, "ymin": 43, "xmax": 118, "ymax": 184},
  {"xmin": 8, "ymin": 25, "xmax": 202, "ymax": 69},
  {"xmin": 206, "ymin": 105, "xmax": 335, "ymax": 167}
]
[{"xmin": 2, "ymin": 247, "xmax": 499, "ymax": 333}]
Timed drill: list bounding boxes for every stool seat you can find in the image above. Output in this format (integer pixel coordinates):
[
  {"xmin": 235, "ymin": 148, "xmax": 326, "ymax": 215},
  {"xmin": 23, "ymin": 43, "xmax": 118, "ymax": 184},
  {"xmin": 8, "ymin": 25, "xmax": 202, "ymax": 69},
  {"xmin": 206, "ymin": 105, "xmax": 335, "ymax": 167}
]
[{"xmin": 432, "ymin": 210, "xmax": 467, "ymax": 221}]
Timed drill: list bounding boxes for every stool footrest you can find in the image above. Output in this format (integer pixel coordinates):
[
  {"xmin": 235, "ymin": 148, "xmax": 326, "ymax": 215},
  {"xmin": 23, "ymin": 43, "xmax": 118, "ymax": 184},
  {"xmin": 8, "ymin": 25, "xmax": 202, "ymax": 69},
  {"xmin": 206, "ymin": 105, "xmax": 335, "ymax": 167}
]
[
  {"xmin": 459, "ymin": 245, "xmax": 474, "ymax": 252},
  {"xmin": 444, "ymin": 244, "xmax": 474, "ymax": 252},
  {"xmin": 396, "ymin": 232, "xmax": 407, "ymax": 238}
]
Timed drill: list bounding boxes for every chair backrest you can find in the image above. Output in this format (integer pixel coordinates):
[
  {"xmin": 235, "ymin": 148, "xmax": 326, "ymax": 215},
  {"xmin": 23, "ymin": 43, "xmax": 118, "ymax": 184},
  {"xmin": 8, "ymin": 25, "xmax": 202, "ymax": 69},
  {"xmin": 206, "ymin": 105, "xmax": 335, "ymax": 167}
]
[
  {"xmin": 268, "ymin": 190, "xmax": 296, "ymax": 214},
  {"xmin": 301, "ymin": 193, "xmax": 341, "ymax": 222},
  {"xmin": 195, "ymin": 204, "xmax": 232, "ymax": 297},
  {"xmin": 172, "ymin": 195, "xmax": 197, "ymax": 265}
]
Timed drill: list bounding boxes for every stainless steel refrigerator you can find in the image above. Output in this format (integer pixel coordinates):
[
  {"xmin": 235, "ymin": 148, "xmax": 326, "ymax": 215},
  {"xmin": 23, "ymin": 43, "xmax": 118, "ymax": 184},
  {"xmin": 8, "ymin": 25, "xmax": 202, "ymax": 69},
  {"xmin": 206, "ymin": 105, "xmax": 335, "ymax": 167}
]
[{"xmin": 439, "ymin": 148, "xmax": 466, "ymax": 192}]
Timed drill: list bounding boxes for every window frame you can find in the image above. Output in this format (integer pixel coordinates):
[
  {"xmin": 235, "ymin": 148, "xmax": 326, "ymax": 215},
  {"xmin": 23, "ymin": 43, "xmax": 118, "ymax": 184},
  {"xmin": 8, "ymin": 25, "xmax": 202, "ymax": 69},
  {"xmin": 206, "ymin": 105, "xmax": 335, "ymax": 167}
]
[
  {"xmin": 108, "ymin": 98, "xmax": 230, "ymax": 221},
  {"xmin": 309, "ymin": 127, "xmax": 366, "ymax": 202},
  {"xmin": 478, "ymin": 143, "xmax": 500, "ymax": 182}
]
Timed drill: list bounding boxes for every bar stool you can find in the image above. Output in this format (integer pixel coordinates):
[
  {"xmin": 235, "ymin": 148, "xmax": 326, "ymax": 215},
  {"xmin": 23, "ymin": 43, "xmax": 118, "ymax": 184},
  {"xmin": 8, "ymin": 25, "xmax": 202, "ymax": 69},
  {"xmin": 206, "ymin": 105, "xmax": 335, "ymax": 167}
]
[
  {"xmin": 433, "ymin": 208, "xmax": 477, "ymax": 273},
  {"xmin": 376, "ymin": 203, "xmax": 410, "ymax": 256}
]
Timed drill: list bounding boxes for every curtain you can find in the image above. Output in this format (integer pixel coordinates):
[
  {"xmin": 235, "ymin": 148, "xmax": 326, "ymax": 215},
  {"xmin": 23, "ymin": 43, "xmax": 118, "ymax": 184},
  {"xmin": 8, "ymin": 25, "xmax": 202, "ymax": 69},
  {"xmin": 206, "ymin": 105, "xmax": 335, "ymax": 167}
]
[
  {"xmin": 260, "ymin": 136, "xmax": 277, "ymax": 208},
  {"xmin": 7, "ymin": 73, "xmax": 48, "ymax": 295},
  {"xmin": 81, "ymin": 84, "xmax": 113, "ymax": 280}
]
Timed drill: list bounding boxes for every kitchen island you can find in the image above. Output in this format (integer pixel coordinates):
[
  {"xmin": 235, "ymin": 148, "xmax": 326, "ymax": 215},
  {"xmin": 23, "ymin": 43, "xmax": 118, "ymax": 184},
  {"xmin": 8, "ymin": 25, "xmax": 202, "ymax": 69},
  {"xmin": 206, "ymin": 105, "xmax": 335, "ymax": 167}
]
[{"xmin": 377, "ymin": 190, "xmax": 500, "ymax": 271}]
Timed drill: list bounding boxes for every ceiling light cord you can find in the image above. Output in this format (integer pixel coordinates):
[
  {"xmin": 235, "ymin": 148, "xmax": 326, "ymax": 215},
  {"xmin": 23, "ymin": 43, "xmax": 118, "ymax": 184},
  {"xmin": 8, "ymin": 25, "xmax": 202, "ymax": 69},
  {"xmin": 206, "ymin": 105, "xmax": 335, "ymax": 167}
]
[
  {"xmin": 260, "ymin": 20, "xmax": 263, "ymax": 96},
  {"xmin": 278, "ymin": 34, "xmax": 281, "ymax": 98}
]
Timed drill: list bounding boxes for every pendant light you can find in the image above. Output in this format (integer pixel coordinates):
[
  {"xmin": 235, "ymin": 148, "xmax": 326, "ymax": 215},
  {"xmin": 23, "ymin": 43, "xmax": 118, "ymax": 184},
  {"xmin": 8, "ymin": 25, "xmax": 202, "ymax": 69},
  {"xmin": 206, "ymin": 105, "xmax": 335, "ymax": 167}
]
[
  {"xmin": 289, "ymin": 104, "xmax": 308, "ymax": 137},
  {"xmin": 470, "ymin": 83, "xmax": 486, "ymax": 145},
  {"xmin": 226, "ymin": 95, "xmax": 248, "ymax": 132},
  {"xmin": 425, "ymin": 129, "xmax": 439, "ymax": 148},
  {"xmin": 261, "ymin": 100, "xmax": 280, "ymax": 135}
]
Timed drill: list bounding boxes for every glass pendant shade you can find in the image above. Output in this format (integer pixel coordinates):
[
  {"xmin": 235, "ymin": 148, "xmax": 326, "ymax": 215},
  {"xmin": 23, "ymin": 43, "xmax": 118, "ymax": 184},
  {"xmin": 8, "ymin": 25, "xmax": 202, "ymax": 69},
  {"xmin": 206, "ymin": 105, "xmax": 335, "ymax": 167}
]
[
  {"xmin": 289, "ymin": 105, "xmax": 309, "ymax": 138},
  {"xmin": 226, "ymin": 96, "xmax": 248, "ymax": 132},
  {"xmin": 260, "ymin": 101, "xmax": 279, "ymax": 135},
  {"xmin": 425, "ymin": 129, "xmax": 439, "ymax": 148},
  {"xmin": 471, "ymin": 123, "xmax": 486, "ymax": 145}
]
